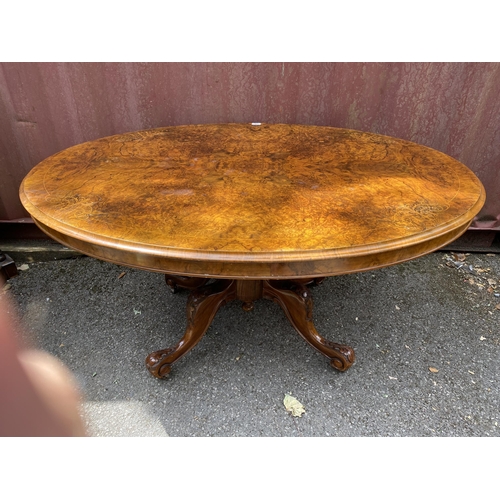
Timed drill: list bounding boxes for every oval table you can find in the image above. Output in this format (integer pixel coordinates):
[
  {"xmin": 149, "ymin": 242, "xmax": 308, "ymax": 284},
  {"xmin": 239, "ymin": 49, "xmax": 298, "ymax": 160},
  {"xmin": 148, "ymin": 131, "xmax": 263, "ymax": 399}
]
[{"xmin": 19, "ymin": 124, "xmax": 486, "ymax": 378}]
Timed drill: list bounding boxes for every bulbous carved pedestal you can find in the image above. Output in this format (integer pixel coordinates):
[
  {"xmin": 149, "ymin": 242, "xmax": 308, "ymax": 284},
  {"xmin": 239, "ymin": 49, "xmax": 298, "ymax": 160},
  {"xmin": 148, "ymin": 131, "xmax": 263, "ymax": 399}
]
[{"xmin": 146, "ymin": 276, "xmax": 355, "ymax": 378}]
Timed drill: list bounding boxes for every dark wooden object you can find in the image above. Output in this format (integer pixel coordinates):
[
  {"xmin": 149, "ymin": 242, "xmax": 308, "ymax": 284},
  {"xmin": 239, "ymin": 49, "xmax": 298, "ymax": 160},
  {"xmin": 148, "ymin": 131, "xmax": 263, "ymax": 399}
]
[
  {"xmin": 0, "ymin": 251, "xmax": 18, "ymax": 281},
  {"xmin": 19, "ymin": 124, "xmax": 486, "ymax": 377},
  {"xmin": 146, "ymin": 278, "xmax": 354, "ymax": 378}
]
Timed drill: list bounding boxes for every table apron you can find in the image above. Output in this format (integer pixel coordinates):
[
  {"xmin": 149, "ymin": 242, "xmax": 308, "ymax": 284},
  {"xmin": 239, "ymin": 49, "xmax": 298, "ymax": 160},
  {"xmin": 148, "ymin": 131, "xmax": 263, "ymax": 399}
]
[{"xmin": 32, "ymin": 218, "xmax": 471, "ymax": 279}]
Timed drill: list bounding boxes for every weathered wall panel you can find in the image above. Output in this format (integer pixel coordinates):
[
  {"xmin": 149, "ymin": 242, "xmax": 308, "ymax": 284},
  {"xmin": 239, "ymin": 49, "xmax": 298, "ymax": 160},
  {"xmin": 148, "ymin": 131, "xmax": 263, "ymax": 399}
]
[{"xmin": 1, "ymin": 62, "xmax": 499, "ymax": 227}]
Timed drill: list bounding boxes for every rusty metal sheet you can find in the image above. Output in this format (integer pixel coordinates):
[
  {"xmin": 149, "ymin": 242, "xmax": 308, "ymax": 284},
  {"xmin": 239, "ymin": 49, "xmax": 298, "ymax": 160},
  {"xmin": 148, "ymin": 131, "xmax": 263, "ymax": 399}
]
[{"xmin": 1, "ymin": 62, "xmax": 499, "ymax": 228}]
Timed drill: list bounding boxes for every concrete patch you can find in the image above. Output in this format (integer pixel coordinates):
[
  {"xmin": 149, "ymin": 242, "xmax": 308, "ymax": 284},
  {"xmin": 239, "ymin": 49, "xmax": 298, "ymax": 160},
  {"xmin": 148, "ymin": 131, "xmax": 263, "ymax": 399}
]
[{"xmin": 81, "ymin": 401, "xmax": 169, "ymax": 437}]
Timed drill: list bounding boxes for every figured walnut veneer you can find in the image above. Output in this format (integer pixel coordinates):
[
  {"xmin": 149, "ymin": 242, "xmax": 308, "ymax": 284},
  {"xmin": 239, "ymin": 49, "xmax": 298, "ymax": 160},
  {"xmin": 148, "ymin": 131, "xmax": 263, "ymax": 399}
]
[
  {"xmin": 20, "ymin": 123, "xmax": 485, "ymax": 279},
  {"xmin": 19, "ymin": 124, "xmax": 485, "ymax": 377}
]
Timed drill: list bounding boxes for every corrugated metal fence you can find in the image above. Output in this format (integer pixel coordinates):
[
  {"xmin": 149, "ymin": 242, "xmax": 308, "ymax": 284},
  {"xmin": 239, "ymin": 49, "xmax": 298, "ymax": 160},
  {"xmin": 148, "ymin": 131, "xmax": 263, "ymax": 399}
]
[{"xmin": 1, "ymin": 62, "xmax": 499, "ymax": 229}]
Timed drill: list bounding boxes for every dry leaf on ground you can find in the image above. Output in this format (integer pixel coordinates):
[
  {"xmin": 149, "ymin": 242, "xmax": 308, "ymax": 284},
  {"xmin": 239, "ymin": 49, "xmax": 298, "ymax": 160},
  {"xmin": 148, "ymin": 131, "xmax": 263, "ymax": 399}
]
[
  {"xmin": 429, "ymin": 367, "xmax": 439, "ymax": 373},
  {"xmin": 18, "ymin": 264, "xmax": 29, "ymax": 271},
  {"xmin": 283, "ymin": 394, "xmax": 305, "ymax": 417}
]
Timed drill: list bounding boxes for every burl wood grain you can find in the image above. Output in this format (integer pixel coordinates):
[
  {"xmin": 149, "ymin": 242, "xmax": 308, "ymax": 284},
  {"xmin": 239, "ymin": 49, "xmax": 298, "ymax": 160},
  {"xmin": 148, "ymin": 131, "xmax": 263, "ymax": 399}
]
[{"xmin": 20, "ymin": 123, "xmax": 485, "ymax": 278}]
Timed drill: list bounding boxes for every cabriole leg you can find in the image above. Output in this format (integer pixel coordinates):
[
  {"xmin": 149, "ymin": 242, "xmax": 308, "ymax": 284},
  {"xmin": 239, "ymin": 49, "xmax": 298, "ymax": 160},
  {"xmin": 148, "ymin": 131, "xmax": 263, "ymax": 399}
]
[
  {"xmin": 146, "ymin": 279, "xmax": 237, "ymax": 378},
  {"xmin": 262, "ymin": 280, "xmax": 355, "ymax": 371}
]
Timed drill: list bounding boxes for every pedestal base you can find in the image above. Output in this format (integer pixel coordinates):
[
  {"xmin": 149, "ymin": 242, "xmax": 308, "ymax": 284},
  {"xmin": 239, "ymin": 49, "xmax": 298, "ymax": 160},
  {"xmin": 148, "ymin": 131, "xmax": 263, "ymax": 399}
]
[{"xmin": 146, "ymin": 276, "xmax": 355, "ymax": 378}]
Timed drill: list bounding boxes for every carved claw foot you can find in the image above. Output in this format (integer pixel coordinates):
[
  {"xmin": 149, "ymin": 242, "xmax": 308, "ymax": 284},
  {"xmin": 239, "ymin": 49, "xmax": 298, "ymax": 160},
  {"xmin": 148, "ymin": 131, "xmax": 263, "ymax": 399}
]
[
  {"xmin": 325, "ymin": 342, "xmax": 356, "ymax": 372},
  {"xmin": 263, "ymin": 280, "xmax": 355, "ymax": 372},
  {"xmin": 146, "ymin": 348, "xmax": 176, "ymax": 378},
  {"xmin": 146, "ymin": 279, "xmax": 237, "ymax": 378}
]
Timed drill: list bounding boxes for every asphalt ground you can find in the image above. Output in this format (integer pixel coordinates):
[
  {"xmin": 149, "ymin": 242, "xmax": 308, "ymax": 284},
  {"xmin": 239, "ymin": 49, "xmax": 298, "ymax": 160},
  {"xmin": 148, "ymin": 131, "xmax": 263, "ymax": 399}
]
[{"xmin": 2, "ymin": 243, "xmax": 499, "ymax": 438}]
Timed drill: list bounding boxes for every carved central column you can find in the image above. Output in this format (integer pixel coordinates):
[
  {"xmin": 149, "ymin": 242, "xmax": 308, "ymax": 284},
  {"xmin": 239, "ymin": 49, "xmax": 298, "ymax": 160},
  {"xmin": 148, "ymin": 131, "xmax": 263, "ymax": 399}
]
[{"xmin": 236, "ymin": 280, "xmax": 263, "ymax": 311}]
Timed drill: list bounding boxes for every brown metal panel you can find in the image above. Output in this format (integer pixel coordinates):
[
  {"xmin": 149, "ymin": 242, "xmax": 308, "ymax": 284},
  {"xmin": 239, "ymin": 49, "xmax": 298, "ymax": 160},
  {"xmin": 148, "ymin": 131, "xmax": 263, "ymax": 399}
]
[{"xmin": 1, "ymin": 62, "xmax": 499, "ymax": 228}]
